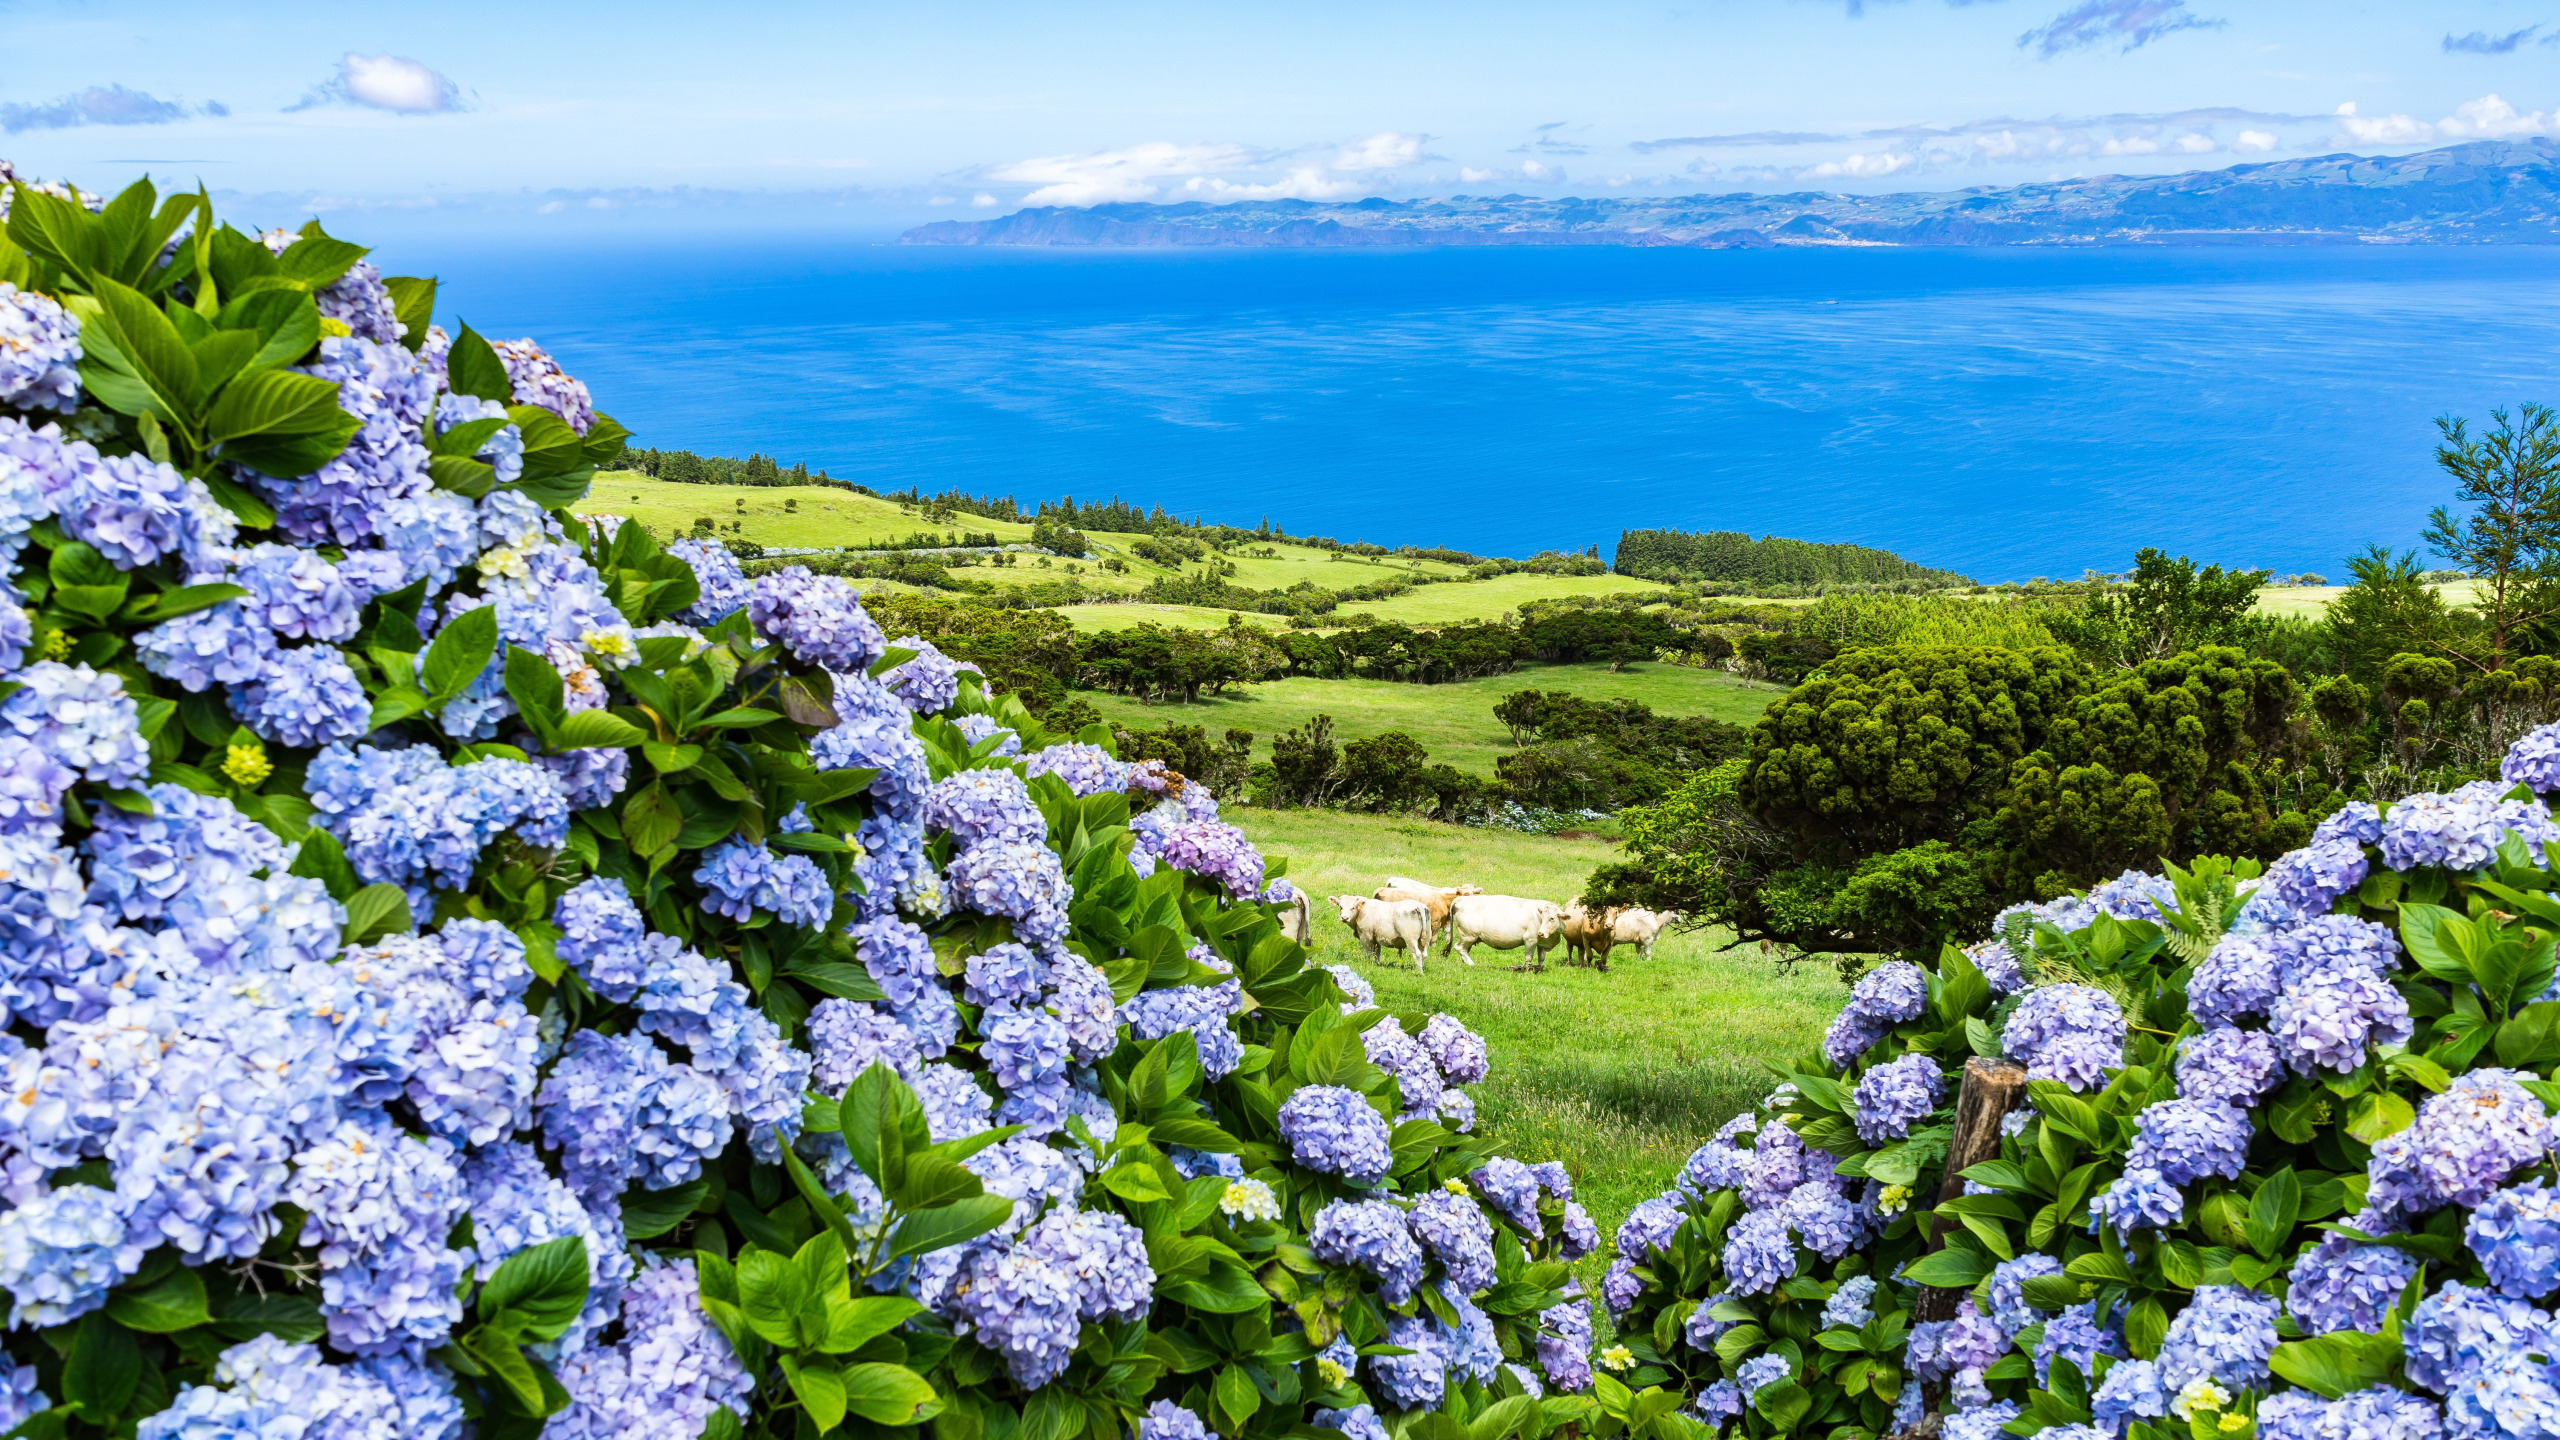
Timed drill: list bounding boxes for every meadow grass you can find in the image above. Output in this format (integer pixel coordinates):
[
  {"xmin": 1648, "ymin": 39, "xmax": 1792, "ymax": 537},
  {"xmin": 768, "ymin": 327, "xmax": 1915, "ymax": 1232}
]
[
  {"xmin": 590, "ymin": 474, "xmax": 1042, "ymax": 549},
  {"xmin": 1079, "ymin": 661, "xmax": 1782, "ymax": 774},
  {"xmin": 1334, "ymin": 572, "xmax": 1671, "ymax": 624},
  {"xmin": 2251, "ymin": 579, "xmax": 2481, "ymax": 619},
  {"xmin": 1231, "ymin": 808, "xmax": 1840, "ymax": 1302}
]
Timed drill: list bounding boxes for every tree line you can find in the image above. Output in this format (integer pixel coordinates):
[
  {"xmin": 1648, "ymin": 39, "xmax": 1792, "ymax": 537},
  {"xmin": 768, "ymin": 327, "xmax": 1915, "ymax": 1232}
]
[{"xmin": 1612, "ymin": 526, "xmax": 1970, "ymax": 590}]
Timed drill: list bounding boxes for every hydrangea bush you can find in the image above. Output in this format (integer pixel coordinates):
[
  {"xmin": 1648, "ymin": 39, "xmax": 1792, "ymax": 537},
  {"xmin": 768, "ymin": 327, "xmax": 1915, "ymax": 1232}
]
[
  {"xmin": 1603, "ymin": 725, "xmax": 2560, "ymax": 1440},
  {"xmin": 0, "ymin": 173, "xmax": 1608, "ymax": 1440}
]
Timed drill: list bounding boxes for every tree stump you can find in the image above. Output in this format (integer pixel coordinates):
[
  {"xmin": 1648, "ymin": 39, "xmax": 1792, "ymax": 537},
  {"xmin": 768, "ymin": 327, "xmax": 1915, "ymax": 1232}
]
[{"xmin": 1910, "ymin": 1057, "xmax": 2028, "ymax": 1325}]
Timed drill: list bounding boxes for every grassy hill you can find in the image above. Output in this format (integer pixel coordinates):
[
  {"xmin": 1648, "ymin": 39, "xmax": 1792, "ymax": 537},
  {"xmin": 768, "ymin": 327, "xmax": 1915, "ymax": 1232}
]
[
  {"xmin": 1237, "ymin": 807, "xmax": 1835, "ymax": 1304},
  {"xmin": 1083, "ymin": 660, "xmax": 1778, "ymax": 776}
]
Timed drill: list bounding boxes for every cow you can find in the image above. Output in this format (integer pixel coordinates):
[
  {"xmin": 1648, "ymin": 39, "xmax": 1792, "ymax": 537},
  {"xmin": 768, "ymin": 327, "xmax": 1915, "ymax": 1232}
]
[
  {"xmin": 1385, "ymin": 876, "xmax": 1482, "ymax": 899},
  {"xmin": 1445, "ymin": 894, "xmax": 1566, "ymax": 970},
  {"xmin": 1605, "ymin": 908, "xmax": 1684, "ymax": 963},
  {"xmin": 1374, "ymin": 886, "xmax": 1458, "ymax": 948},
  {"xmin": 1332, "ymin": 895, "xmax": 1432, "ymax": 972},
  {"xmin": 1558, "ymin": 900, "xmax": 1624, "ymax": 968},
  {"xmin": 1276, "ymin": 890, "xmax": 1314, "ymax": 946}
]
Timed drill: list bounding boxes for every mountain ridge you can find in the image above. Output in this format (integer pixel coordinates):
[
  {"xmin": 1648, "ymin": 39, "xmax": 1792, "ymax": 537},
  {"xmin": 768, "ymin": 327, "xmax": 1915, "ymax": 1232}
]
[{"xmin": 902, "ymin": 140, "xmax": 2560, "ymax": 248}]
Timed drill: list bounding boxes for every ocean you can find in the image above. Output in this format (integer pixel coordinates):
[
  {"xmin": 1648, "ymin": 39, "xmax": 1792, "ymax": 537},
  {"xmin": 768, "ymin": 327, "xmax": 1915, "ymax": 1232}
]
[{"xmin": 401, "ymin": 237, "xmax": 2560, "ymax": 580}]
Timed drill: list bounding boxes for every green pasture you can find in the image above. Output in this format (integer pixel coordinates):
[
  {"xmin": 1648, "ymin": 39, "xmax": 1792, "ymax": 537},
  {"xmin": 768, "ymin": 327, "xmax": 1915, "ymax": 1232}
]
[
  {"xmin": 1081, "ymin": 660, "xmax": 1782, "ymax": 775},
  {"xmin": 1233, "ymin": 807, "xmax": 1839, "ymax": 1304},
  {"xmin": 1334, "ymin": 572, "xmax": 1671, "ymax": 624},
  {"xmin": 587, "ymin": 474, "xmax": 1040, "ymax": 550},
  {"xmin": 2250, "ymin": 578, "xmax": 2481, "ymax": 620}
]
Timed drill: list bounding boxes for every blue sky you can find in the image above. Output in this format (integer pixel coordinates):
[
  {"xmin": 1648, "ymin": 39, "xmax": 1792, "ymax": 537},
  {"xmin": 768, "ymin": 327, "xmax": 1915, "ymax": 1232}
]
[{"xmin": 5, "ymin": 0, "xmax": 2555, "ymax": 229}]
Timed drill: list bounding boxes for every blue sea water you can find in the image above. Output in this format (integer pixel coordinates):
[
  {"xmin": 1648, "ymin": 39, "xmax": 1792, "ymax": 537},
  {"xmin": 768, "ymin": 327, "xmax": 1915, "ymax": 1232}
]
[{"xmin": 402, "ymin": 238, "xmax": 2560, "ymax": 580}]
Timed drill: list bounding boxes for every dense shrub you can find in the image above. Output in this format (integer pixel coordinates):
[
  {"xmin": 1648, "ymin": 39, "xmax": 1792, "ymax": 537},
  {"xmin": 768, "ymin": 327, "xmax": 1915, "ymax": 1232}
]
[
  {"xmin": 1599, "ymin": 727, "xmax": 2560, "ymax": 1440},
  {"xmin": 0, "ymin": 174, "xmax": 1614, "ymax": 1440},
  {"xmin": 1612, "ymin": 531, "xmax": 1967, "ymax": 590}
]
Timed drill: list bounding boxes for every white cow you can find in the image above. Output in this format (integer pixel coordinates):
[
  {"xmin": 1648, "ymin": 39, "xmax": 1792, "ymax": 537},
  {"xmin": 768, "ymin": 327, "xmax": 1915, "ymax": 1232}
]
[
  {"xmin": 1332, "ymin": 895, "xmax": 1432, "ymax": 972},
  {"xmin": 1445, "ymin": 894, "xmax": 1565, "ymax": 969},
  {"xmin": 1385, "ymin": 876, "xmax": 1482, "ymax": 899},
  {"xmin": 1603, "ymin": 908, "xmax": 1684, "ymax": 963},
  {"xmin": 1276, "ymin": 891, "xmax": 1314, "ymax": 946}
]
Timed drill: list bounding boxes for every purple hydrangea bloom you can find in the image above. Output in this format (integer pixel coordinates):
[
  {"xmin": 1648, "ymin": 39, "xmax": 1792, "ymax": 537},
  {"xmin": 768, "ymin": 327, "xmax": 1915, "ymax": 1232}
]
[
  {"xmin": 2093, "ymin": 1360, "xmax": 2169, "ymax": 1432},
  {"xmin": 748, "ymin": 567, "xmax": 885, "ymax": 671},
  {"xmin": 1142, "ymin": 1401, "xmax": 1211, "ymax": 1440},
  {"xmin": 2264, "ymin": 913, "xmax": 2403, "ymax": 981},
  {"xmin": 954, "ymin": 713, "xmax": 1022, "ymax": 757},
  {"xmin": 1851, "ymin": 1052, "xmax": 1944, "ymax": 1145},
  {"xmin": 2261, "ymin": 1388, "xmax": 2443, "ymax": 1440},
  {"xmin": 538, "ymin": 744, "xmax": 630, "ymax": 810},
  {"xmin": 2129, "ymin": 1099, "xmax": 2252, "ymax": 1186},
  {"xmin": 2510, "ymin": 722, "xmax": 2560, "ymax": 794},
  {"xmin": 1472, "ymin": 1157, "xmax": 1544, "ymax": 1231},
  {"xmin": 666, "ymin": 538, "xmax": 750, "ymax": 624},
  {"xmin": 1694, "ymin": 1382, "xmax": 1742, "ymax": 1422},
  {"xmin": 1990, "ymin": 1254, "xmax": 2065, "ymax": 1332},
  {"xmin": 1278, "ymin": 1084, "xmax": 1393, "ymax": 1183},
  {"xmin": 2383, "ymin": 782, "xmax": 2560, "ymax": 872},
  {"xmin": 1615, "ymin": 1195, "xmax": 1684, "ymax": 1263},
  {"xmin": 2264, "ymin": 835, "xmax": 2372, "ymax": 919},
  {"xmin": 1419, "ymin": 1013, "xmax": 1490, "ymax": 1084},
  {"xmin": 1822, "ymin": 1275, "xmax": 1877, "ymax": 1330},
  {"xmin": 553, "ymin": 876, "xmax": 647, "ymax": 1002},
  {"xmin": 549, "ymin": 1255, "xmax": 753, "ymax": 1440},
  {"xmin": 2470, "ymin": 1180, "xmax": 2560, "ymax": 1300},
  {"xmin": 1781, "ymin": 1178, "xmax": 1866, "ymax": 1260},
  {"xmin": 2367, "ymin": 1069, "xmax": 2555, "ymax": 1217},
  {"xmin": 923, "ymin": 768, "xmax": 1048, "ymax": 849},
  {"xmin": 1947, "ymin": 1403, "xmax": 2026, "ymax": 1440},
  {"xmin": 2087, "ymin": 869, "xmax": 2178, "ymax": 922},
  {"xmin": 693, "ymin": 839, "xmax": 835, "ymax": 929},
  {"xmin": 880, "ymin": 635, "xmax": 964, "ymax": 714},
  {"xmin": 1740, "ymin": 1121, "xmax": 1809, "ymax": 1212},
  {"xmin": 263, "ymin": 337, "xmax": 434, "ymax": 548},
  {"xmin": 1131, "ymin": 812, "xmax": 1266, "ymax": 901},
  {"xmin": 1312, "ymin": 1198, "xmax": 1427, "ymax": 1303},
  {"xmin": 1738, "ymin": 1353, "xmax": 1793, "ymax": 1395},
  {"xmin": 2002, "ymin": 983, "xmax": 2124, "ymax": 1090},
  {"xmin": 2271, "ymin": 967, "xmax": 2415, "ymax": 1075},
  {"xmin": 0, "ymin": 285, "xmax": 80, "ymax": 412},
  {"xmin": 945, "ymin": 1238, "xmax": 1081, "ymax": 1387},
  {"xmin": 231, "ymin": 542, "xmax": 363, "ymax": 642},
  {"xmin": 0, "ymin": 1182, "xmax": 137, "ymax": 1327},
  {"xmin": 1022, "ymin": 741, "xmax": 1129, "ymax": 797},
  {"xmin": 2288, "ymin": 1231, "xmax": 2420, "ymax": 1335},
  {"xmin": 946, "ymin": 839, "xmax": 1072, "ymax": 944},
  {"xmin": 1318, "ymin": 1406, "xmax": 1393, "ymax": 1440},
  {"xmin": 2036, "ymin": 1301, "xmax": 2125, "ymax": 1384},
  {"xmin": 2191, "ymin": 933, "xmax": 2284, "ymax": 1027},
  {"xmin": 1018, "ymin": 1206, "xmax": 1154, "ymax": 1321},
  {"xmin": 0, "ymin": 736, "xmax": 73, "ymax": 839},
  {"xmin": 489, "ymin": 337, "xmax": 597, "ymax": 434},
  {"xmin": 1821, "ymin": 960, "xmax": 1928, "ymax": 1067},
  {"xmin": 1370, "ymin": 1313, "xmax": 1448, "ymax": 1410},
  {"xmin": 2175, "ymin": 1028, "xmax": 2284, "ymax": 1108}
]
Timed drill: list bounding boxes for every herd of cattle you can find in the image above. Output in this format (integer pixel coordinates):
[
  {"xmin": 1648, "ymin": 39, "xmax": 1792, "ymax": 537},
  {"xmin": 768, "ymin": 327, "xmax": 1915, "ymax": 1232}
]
[{"xmin": 1273, "ymin": 878, "xmax": 1682, "ymax": 974}]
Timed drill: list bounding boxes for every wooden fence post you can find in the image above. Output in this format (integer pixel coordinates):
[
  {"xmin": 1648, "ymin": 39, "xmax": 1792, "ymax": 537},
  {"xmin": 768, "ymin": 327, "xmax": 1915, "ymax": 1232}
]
[{"xmin": 1909, "ymin": 1056, "xmax": 2027, "ymax": 1326}]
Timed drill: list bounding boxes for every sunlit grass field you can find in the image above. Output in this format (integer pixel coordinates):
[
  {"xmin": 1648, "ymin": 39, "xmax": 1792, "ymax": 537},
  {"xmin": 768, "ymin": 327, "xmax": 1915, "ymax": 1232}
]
[
  {"xmin": 1334, "ymin": 571, "xmax": 1670, "ymax": 624},
  {"xmin": 1231, "ymin": 808, "xmax": 1839, "ymax": 1301},
  {"xmin": 1081, "ymin": 660, "xmax": 1781, "ymax": 775}
]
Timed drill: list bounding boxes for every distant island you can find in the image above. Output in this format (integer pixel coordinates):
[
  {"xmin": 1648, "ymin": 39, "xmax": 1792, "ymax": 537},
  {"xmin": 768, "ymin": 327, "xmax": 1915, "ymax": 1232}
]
[{"xmin": 903, "ymin": 140, "xmax": 2560, "ymax": 248}]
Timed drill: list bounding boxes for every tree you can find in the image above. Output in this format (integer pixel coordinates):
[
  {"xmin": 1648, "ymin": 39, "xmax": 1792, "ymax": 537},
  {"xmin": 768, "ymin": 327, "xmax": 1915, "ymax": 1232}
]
[
  {"xmin": 2049, "ymin": 548, "xmax": 2269, "ymax": 668},
  {"xmin": 2425, "ymin": 402, "xmax": 2560, "ymax": 675}
]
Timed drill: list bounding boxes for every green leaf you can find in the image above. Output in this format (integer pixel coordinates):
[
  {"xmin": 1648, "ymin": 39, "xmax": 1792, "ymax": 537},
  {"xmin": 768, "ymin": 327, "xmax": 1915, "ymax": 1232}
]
[
  {"xmin": 889, "ymin": 1153, "xmax": 985, "ymax": 1211},
  {"xmin": 1215, "ymin": 1364, "xmax": 1262, "ymax": 1432},
  {"xmin": 2398, "ymin": 904, "xmax": 2479, "ymax": 985},
  {"xmin": 556, "ymin": 709, "xmax": 648, "ymax": 749},
  {"xmin": 447, "ymin": 324, "xmax": 514, "ymax": 404},
  {"xmin": 341, "ymin": 883, "xmax": 412, "ymax": 946},
  {"xmin": 621, "ymin": 1179, "xmax": 709, "ymax": 1240},
  {"xmin": 783, "ymin": 1356, "xmax": 848, "ymax": 1433},
  {"xmin": 889, "ymin": 1195, "xmax": 1015, "ymax": 1260},
  {"xmin": 459, "ymin": 1325, "xmax": 553, "ymax": 1417},
  {"xmin": 2270, "ymin": 1333, "xmax": 2399, "ymax": 1400},
  {"xmin": 383, "ymin": 276, "xmax": 436, "ymax": 352},
  {"xmin": 207, "ymin": 366, "xmax": 358, "ymax": 454},
  {"xmin": 209, "ymin": 1293, "xmax": 324, "ymax": 1343},
  {"xmin": 2346, "ymin": 1091, "xmax": 2417, "ymax": 1145},
  {"xmin": 132, "ymin": 582, "xmax": 248, "ymax": 622},
  {"xmin": 1753, "ymin": 1380, "xmax": 1811, "ymax": 1433},
  {"xmin": 422, "ymin": 604, "xmax": 498, "ymax": 703},
  {"xmin": 821, "ymin": 1296, "xmax": 924, "ymax": 1355},
  {"xmin": 106, "ymin": 1266, "xmax": 208, "ymax": 1333},
  {"xmin": 2498, "ymin": 1002, "xmax": 2560, "ymax": 1069},
  {"xmin": 479, "ymin": 1235, "xmax": 592, "ymax": 1343},
  {"xmin": 833, "ymin": 1362, "xmax": 936, "ymax": 1425},
  {"xmin": 621, "ymin": 781, "xmax": 682, "ymax": 858},
  {"xmin": 2019, "ymin": 1274, "xmax": 2082, "ymax": 1312},
  {"xmin": 1103, "ymin": 1162, "xmax": 1175, "ymax": 1204},
  {"xmin": 83, "ymin": 277, "xmax": 198, "ymax": 425},
  {"xmin": 1899, "ymin": 1248, "xmax": 1993, "ymax": 1288},
  {"xmin": 739, "ymin": 1249, "xmax": 809, "ymax": 1348},
  {"xmin": 2246, "ymin": 1167, "xmax": 2302, "ymax": 1260},
  {"xmin": 503, "ymin": 645, "xmax": 568, "ymax": 745},
  {"xmin": 63, "ymin": 1311, "xmax": 141, "ymax": 1420}
]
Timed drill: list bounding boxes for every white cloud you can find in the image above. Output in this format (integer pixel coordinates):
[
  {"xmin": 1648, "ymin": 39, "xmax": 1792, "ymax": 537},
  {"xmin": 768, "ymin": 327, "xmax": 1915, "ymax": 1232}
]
[
  {"xmin": 322, "ymin": 53, "xmax": 462, "ymax": 114},
  {"xmin": 2102, "ymin": 136, "xmax": 2160, "ymax": 155},
  {"xmin": 1334, "ymin": 132, "xmax": 1425, "ymax": 172},
  {"xmin": 1806, "ymin": 151, "xmax": 1910, "ymax": 178},
  {"xmin": 2332, "ymin": 93, "xmax": 2560, "ymax": 146},
  {"xmin": 928, "ymin": 195, "xmax": 955, "ymax": 206},
  {"xmin": 982, "ymin": 133, "xmax": 1431, "ymax": 207},
  {"xmin": 2234, "ymin": 129, "xmax": 2277, "ymax": 152},
  {"xmin": 2173, "ymin": 131, "xmax": 2219, "ymax": 153},
  {"xmin": 971, "ymin": 193, "xmax": 998, "ymax": 207},
  {"xmin": 986, "ymin": 141, "xmax": 1260, "ymax": 206}
]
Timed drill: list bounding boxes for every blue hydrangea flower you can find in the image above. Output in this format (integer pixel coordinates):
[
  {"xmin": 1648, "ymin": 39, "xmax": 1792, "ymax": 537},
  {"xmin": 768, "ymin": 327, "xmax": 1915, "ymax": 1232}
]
[
  {"xmin": 0, "ymin": 735, "xmax": 74, "ymax": 839},
  {"xmin": 2090, "ymin": 1164, "xmax": 2184, "ymax": 1235},
  {"xmin": 2157, "ymin": 1285, "xmax": 2278, "ymax": 1397},
  {"xmin": 2175, "ymin": 1027, "xmax": 2284, "ymax": 1107},
  {"xmin": 433, "ymin": 391, "xmax": 524, "ymax": 482},
  {"xmin": 137, "ymin": 598, "xmax": 276, "ymax": 693},
  {"xmin": 1407, "ymin": 1188, "xmax": 1497, "ymax": 1292},
  {"xmin": 1851, "ymin": 1052, "xmax": 1943, "ymax": 1145},
  {"xmin": 549, "ymin": 1254, "xmax": 753, "ymax": 1440},
  {"xmin": 489, "ymin": 337, "xmax": 597, "ymax": 434},
  {"xmin": 2002, "ymin": 983, "xmax": 2124, "ymax": 1090},
  {"xmin": 2511, "ymin": 722, "xmax": 2560, "ymax": 794},
  {"xmin": 2087, "ymin": 868, "xmax": 2178, "ymax": 922},
  {"xmin": 1, "ymin": 661, "xmax": 147, "ymax": 787},
  {"xmin": 1722, "ymin": 1207, "xmax": 1796, "ymax": 1295},
  {"xmin": 2383, "ymin": 782, "xmax": 2560, "ymax": 873},
  {"xmin": 923, "ymin": 768, "xmax": 1048, "ymax": 849},
  {"xmin": 1822, "ymin": 1275, "xmax": 1877, "ymax": 1330},
  {"xmin": 2092, "ymin": 1360, "xmax": 2168, "ymax": 1432},
  {"xmin": 2129, "ymin": 1098, "xmax": 2252, "ymax": 1185},
  {"xmin": 2368, "ymin": 1069, "xmax": 2554, "ymax": 1218},
  {"xmin": 1317, "ymin": 1405, "xmax": 1393, "ymax": 1440},
  {"xmin": 231, "ymin": 542, "xmax": 363, "ymax": 642},
  {"xmin": 1018, "ymin": 1205, "xmax": 1154, "ymax": 1322},
  {"xmin": 954, "ymin": 713, "xmax": 1022, "ymax": 757},
  {"xmin": 665, "ymin": 538, "xmax": 749, "ymax": 624},
  {"xmin": 2406, "ymin": 1283, "xmax": 2551, "ymax": 1395},
  {"xmin": 1312, "ymin": 1198, "xmax": 1426, "ymax": 1303},
  {"xmin": 1141, "ymin": 1401, "xmax": 1211, "ymax": 1440},
  {"xmin": 946, "ymin": 1238, "xmax": 1081, "ymax": 1386},
  {"xmin": 231, "ymin": 645, "xmax": 372, "ymax": 748},
  {"xmin": 0, "ymin": 1182, "xmax": 137, "ymax": 1327},
  {"xmin": 880, "ymin": 635, "xmax": 964, "ymax": 714},
  {"xmin": 946, "ymin": 838, "xmax": 1072, "ymax": 944},
  {"xmin": 1737, "ymin": 1353, "xmax": 1792, "ymax": 1396},
  {"xmin": 2471, "ymin": 1180, "xmax": 2560, "ymax": 1300},
  {"xmin": 2263, "ymin": 834, "xmax": 2372, "ymax": 919},
  {"xmin": 261, "ymin": 337, "xmax": 435, "ymax": 548},
  {"xmin": 1022, "ymin": 741, "xmax": 1129, "ymax": 797},
  {"xmin": 1278, "ymin": 1084, "xmax": 1394, "ymax": 1183},
  {"xmin": 2035, "ymin": 1301, "xmax": 2124, "ymax": 1384},
  {"xmin": 1370, "ymin": 1313, "xmax": 1448, "ymax": 1410},
  {"xmin": 2287, "ymin": 1230, "xmax": 2420, "ymax": 1335},
  {"xmin": 1822, "ymin": 960, "xmax": 1928, "ymax": 1067},
  {"xmin": 748, "ymin": 567, "xmax": 885, "ymax": 671},
  {"xmin": 2191, "ymin": 933, "xmax": 2284, "ymax": 1027},
  {"xmin": 1989, "ymin": 1254, "xmax": 2064, "ymax": 1332},
  {"xmin": 0, "ymin": 284, "xmax": 80, "ymax": 412}
]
